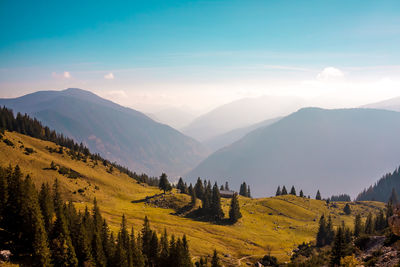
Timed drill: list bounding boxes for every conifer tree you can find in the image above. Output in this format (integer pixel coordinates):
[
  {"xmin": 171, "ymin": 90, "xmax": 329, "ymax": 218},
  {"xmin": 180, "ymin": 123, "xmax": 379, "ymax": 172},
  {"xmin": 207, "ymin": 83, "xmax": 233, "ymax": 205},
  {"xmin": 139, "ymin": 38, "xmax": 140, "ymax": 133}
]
[
  {"xmin": 211, "ymin": 183, "xmax": 224, "ymax": 221},
  {"xmin": 299, "ymin": 190, "xmax": 304, "ymax": 197},
  {"xmin": 290, "ymin": 186, "xmax": 296, "ymax": 196},
  {"xmin": 326, "ymin": 215, "xmax": 334, "ymax": 245},
  {"xmin": 21, "ymin": 175, "xmax": 52, "ymax": 267},
  {"xmin": 159, "ymin": 173, "xmax": 172, "ymax": 194},
  {"xmin": 229, "ymin": 193, "xmax": 242, "ymax": 223},
  {"xmin": 281, "ymin": 186, "xmax": 288, "ymax": 195},
  {"xmin": 364, "ymin": 212, "xmax": 374, "ymax": 234},
  {"xmin": 39, "ymin": 183, "xmax": 54, "ymax": 233},
  {"xmin": 275, "ymin": 186, "xmax": 281, "ymax": 196},
  {"xmin": 50, "ymin": 179, "xmax": 78, "ymax": 267},
  {"xmin": 247, "ymin": 185, "xmax": 251, "ymax": 198},
  {"xmin": 181, "ymin": 235, "xmax": 193, "ymax": 267},
  {"xmin": 225, "ymin": 181, "xmax": 229, "ymax": 191},
  {"xmin": 115, "ymin": 232, "xmax": 129, "ymax": 267},
  {"xmin": 194, "ymin": 178, "xmax": 204, "ymax": 200},
  {"xmin": 316, "ymin": 215, "xmax": 327, "ymax": 247},
  {"xmin": 190, "ymin": 187, "xmax": 197, "ymax": 206},
  {"xmin": 177, "ymin": 177, "xmax": 186, "ymax": 193},
  {"xmin": 343, "ymin": 203, "xmax": 351, "ymax": 215},
  {"xmin": 141, "ymin": 216, "xmax": 153, "ymax": 261},
  {"xmin": 159, "ymin": 229, "xmax": 169, "ymax": 267},
  {"xmin": 316, "ymin": 190, "xmax": 322, "ymax": 200},
  {"xmin": 211, "ymin": 249, "xmax": 221, "ymax": 267},
  {"xmin": 330, "ymin": 225, "xmax": 346, "ymax": 266},
  {"xmin": 354, "ymin": 214, "xmax": 363, "ymax": 237},
  {"xmin": 389, "ymin": 187, "xmax": 399, "ymax": 205}
]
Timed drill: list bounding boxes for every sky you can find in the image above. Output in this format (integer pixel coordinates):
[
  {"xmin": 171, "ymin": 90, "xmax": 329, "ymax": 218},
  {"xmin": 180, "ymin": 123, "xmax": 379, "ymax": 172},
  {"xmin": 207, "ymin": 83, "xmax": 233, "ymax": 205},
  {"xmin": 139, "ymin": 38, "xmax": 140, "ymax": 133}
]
[{"xmin": 0, "ymin": 0, "xmax": 400, "ymax": 114}]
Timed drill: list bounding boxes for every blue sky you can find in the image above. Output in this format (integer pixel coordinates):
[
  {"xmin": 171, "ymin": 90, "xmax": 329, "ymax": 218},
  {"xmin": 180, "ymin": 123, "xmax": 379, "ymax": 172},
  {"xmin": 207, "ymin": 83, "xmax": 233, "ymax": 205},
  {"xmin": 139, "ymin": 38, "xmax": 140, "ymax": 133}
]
[{"xmin": 1, "ymin": 0, "xmax": 400, "ymax": 112}]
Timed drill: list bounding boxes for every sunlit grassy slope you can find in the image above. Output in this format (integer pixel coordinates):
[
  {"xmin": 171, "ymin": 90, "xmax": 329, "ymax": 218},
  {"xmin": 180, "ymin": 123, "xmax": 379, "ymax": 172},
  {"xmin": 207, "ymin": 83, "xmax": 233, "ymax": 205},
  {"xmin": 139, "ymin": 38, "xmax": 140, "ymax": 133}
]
[{"xmin": 0, "ymin": 131, "xmax": 385, "ymax": 265}]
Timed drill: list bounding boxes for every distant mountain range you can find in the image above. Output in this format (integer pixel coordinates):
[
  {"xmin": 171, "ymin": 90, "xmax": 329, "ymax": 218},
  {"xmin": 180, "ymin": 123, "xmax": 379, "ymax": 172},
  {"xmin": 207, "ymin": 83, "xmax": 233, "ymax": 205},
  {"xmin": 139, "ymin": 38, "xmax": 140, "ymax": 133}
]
[
  {"xmin": 0, "ymin": 88, "xmax": 209, "ymax": 177},
  {"xmin": 181, "ymin": 95, "xmax": 306, "ymax": 142},
  {"xmin": 204, "ymin": 117, "xmax": 281, "ymax": 152},
  {"xmin": 186, "ymin": 107, "xmax": 400, "ymax": 198},
  {"xmin": 362, "ymin": 96, "xmax": 400, "ymax": 112}
]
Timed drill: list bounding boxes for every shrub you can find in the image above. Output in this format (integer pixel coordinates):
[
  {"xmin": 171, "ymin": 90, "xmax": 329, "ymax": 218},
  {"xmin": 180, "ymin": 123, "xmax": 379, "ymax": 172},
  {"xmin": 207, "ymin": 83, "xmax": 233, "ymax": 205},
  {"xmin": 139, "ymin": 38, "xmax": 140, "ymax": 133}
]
[{"xmin": 3, "ymin": 139, "xmax": 14, "ymax": 146}]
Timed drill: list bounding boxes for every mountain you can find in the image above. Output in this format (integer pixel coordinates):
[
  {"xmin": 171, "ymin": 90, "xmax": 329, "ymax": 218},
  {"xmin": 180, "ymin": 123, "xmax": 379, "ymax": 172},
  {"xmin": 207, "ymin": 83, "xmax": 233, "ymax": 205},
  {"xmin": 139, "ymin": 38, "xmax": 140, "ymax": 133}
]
[
  {"xmin": 186, "ymin": 107, "xmax": 400, "ymax": 198},
  {"xmin": 362, "ymin": 96, "xmax": 400, "ymax": 112},
  {"xmin": 0, "ymin": 88, "xmax": 209, "ymax": 177},
  {"xmin": 181, "ymin": 95, "xmax": 306, "ymax": 142},
  {"xmin": 204, "ymin": 117, "xmax": 281, "ymax": 152},
  {"xmin": 145, "ymin": 106, "xmax": 197, "ymax": 129}
]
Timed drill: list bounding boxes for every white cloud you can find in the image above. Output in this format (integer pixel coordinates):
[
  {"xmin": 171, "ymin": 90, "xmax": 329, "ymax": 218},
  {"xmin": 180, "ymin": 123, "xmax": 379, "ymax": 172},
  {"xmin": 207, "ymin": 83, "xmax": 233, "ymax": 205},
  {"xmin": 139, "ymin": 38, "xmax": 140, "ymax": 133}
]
[
  {"xmin": 317, "ymin": 67, "xmax": 344, "ymax": 81},
  {"xmin": 52, "ymin": 71, "xmax": 71, "ymax": 79},
  {"xmin": 104, "ymin": 72, "xmax": 114, "ymax": 80},
  {"xmin": 63, "ymin": 71, "xmax": 71, "ymax": 78}
]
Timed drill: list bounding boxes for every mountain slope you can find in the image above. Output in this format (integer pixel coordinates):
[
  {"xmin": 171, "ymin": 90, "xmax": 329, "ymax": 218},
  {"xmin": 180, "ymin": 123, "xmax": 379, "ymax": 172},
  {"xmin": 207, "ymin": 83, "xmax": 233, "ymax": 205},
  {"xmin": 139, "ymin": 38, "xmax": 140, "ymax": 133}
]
[
  {"xmin": 0, "ymin": 131, "xmax": 385, "ymax": 264},
  {"xmin": 0, "ymin": 88, "xmax": 209, "ymax": 177},
  {"xmin": 204, "ymin": 117, "xmax": 281, "ymax": 152},
  {"xmin": 181, "ymin": 95, "xmax": 306, "ymax": 142},
  {"xmin": 362, "ymin": 96, "xmax": 400, "ymax": 112},
  {"xmin": 187, "ymin": 107, "xmax": 400, "ymax": 198}
]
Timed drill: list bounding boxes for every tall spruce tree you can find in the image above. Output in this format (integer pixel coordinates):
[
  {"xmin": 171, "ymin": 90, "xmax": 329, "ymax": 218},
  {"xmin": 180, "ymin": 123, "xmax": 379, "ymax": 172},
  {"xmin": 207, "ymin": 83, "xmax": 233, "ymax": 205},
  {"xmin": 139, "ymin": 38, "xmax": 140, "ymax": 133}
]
[
  {"xmin": 211, "ymin": 249, "xmax": 221, "ymax": 267},
  {"xmin": 194, "ymin": 178, "xmax": 204, "ymax": 200},
  {"xmin": 211, "ymin": 183, "xmax": 224, "ymax": 221},
  {"xmin": 343, "ymin": 203, "xmax": 351, "ymax": 215},
  {"xmin": 354, "ymin": 214, "xmax": 363, "ymax": 237},
  {"xmin": 299, "ymin": 190, "xmax": 304, "ymax": 198},
  {"xmin": 229, "ymin": 193, "xmax": 242, "ymax": 223},
  {"xmin": 159, "ymin": 173, "xmax": 172, "ymax": 194},
  {"xmin": 281, "ymin": 186, "xmax": 288, "ymax": 195},
  {"xmin": 290, "ymin": 186, "xmax": 296, "ymax": 196},
  {"xmin": 275, "ymin": 186, "xmax": 281, "ymax": 196},
  {"xmin": 316, "ymin": 190, "xmax": 322, "ymax": 200}
]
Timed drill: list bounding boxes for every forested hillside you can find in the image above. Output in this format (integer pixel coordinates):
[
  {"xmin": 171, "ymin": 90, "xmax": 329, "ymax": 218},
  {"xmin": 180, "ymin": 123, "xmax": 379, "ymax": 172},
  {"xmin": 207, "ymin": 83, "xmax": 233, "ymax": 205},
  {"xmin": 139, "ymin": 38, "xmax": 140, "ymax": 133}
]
[{"xmin": 357, "ymin": 166, "xmax": 400, "ymax": 202}]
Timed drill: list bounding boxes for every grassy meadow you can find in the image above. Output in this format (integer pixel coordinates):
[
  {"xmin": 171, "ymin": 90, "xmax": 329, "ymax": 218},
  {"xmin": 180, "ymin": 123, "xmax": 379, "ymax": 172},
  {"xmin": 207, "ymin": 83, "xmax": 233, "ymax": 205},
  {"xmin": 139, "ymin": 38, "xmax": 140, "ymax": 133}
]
[{"xmin": 0, "ymin": 131, "xmax": 385, "ymax": 265}]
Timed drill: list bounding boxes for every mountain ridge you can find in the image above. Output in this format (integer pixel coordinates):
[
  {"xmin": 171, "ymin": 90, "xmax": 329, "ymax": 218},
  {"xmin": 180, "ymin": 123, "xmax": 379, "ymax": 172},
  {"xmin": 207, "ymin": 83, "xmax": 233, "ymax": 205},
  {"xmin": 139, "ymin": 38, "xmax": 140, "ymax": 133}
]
[{"xmin": 0, "ymin": 88, "xmax": 209, "ymax": 177}]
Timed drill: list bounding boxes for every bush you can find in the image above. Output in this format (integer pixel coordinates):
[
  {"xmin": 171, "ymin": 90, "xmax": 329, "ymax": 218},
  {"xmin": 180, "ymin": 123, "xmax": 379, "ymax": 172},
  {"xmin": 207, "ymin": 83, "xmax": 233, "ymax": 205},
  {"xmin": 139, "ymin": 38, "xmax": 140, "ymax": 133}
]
[
  {"xmin": 261, "ymin": 255, "xmax": 278, "ymax": 267},
  {"xmin": 354, "ymin": 235, "xmax": 370, "ymax": 250},
  {"xmin": 3, "ymin": 139, "xmax": 14, "ymax": 146},
  {"xmin": 24, "ymin": 147, "xmax": 35, "ymax": 154},
  {"xmin": 77, "ymin": 188, "xmax": 85, "ymax": 193}
]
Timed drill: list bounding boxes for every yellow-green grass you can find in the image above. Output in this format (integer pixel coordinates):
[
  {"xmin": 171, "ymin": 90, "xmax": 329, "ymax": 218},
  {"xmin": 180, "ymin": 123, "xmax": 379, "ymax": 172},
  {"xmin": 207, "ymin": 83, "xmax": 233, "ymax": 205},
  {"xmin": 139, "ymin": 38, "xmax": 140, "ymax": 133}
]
[{"xmin": 0, "ymin": 131, "xmax": 385, "ymax": 265}]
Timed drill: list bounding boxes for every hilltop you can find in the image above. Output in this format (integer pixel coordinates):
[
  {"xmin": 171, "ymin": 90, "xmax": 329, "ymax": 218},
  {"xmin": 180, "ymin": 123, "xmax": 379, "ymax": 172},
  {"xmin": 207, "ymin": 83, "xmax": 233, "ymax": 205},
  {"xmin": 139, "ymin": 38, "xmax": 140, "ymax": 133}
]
[{"xmin": 0, "ymin": 131, "xmax": 386, "ymax": 265}]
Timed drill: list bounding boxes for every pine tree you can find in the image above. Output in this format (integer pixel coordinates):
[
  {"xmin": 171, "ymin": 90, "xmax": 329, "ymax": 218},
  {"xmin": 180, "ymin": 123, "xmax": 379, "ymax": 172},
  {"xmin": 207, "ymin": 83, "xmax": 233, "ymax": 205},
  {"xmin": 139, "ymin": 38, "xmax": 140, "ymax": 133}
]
[
  {"xmin": 290, "ymin": 186, "xmax": 296, "ymax": 196},
  {"xmin": 247, "ymin": 185, "xmax": 251, "ymax": 198},
  {"xmin": 159, "ymin": 229, "xmax": 169, "ymax": 267},
  {"xmin": 275, "ymin": 186, "xmax": 281, "ymax": 196},
  {"xmin": 50, "ymin": 179, "xmax": 78, "ymax": 267},
  {"xmin": 389, "ymin": 187, "xmax": 399, "ymax": 205},
  {"xmin": 39, "ymin": 183, "xmax": 54, "ymax": 233},
  {"xmin": 316, "ymin": 215, "xmax": 327, "ymax": 247},
  {"xmin": 177, "ymin": 177, "xmax": 186, "ymax": 193},
  {"xmin": 281, "ymin": 186, "xmax": 288, "ymax": 195},
  {"xmin": 194, "ymin": 178, "xmax": 204, "ymax": 200},
  {"xmin": 239, "ymin": 182, "xmax": 248, "ymax": 197},
  {"xmin": 299, "ymin": 190, "xmax": 304, "ymax": 198},
  {"xmin": 115, "ymin": 232, "xmax": 129, "ymax": 267},
  {"xmin": 326, "ymin": 215, "xmax": 334, "ymax": 245},
  {"xmin": 316, "ymin": 190, "xmax": 322, "ymax": 200},
  {"xmin": 141, "ymin": 216, "xmax": 153, "ymax": 261},
  {"xmin": 330, "ymin": 225, "xmax": 346, "ymax": 266},
  {"xmin": 159, "ymin": 173, "xmax": 172, "ymax": 194},
  {"xmin": 229, "ymin": 193, "xmax": 242, "ymax": 223},
  {"xmin": 225, "ymin": 181, "xmax": 229, "ymax": 191},
  {"xmin": 190, "ymin": 187, "xmax": 197, "ymax": 206},
  {"xmin": 354, "ymin": 214, "xmax": 363, "ymax": 237},
  {"xmin": 21, "ymin": 175, "xmax": 52, "ymax": 267},
  {"xmin": 211, "ymin": 249, "xmax": 221, "ymax": 267},
  {"xmin": 364, "ymin": 212, "xmax": 374, "ymax": 234},
  {"xmin": 211, "ymin": 183, "xmax": 224, "ymax": 221},
  {"xmin": 343, "ymin": 203, "xmax": 351, "ymax": 215}
]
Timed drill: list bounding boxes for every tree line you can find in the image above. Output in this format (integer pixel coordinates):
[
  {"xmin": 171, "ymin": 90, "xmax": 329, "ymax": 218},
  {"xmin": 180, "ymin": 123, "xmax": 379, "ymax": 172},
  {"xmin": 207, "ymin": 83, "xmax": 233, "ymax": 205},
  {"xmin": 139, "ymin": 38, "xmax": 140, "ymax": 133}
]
[
  {"xmin": 357, "ymin": 165, "xmax": 400, "ymax": 203},
  {"xmin": 0, "ymin": 165, "xmax": 229, "ymax": 267},
  {"xmin": 0, "ymin": 106, "xmax": 159, "ymax": 187}
]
